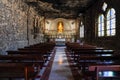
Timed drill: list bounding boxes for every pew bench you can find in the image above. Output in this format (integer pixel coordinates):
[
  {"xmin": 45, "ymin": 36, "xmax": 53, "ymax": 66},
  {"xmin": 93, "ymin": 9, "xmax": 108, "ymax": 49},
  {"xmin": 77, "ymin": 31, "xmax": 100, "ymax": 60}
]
[
  {"xmin": 18, "ymin": 48, "xmax": 52, "ymax": 60},
  {"xmin": 77, "ymin": 55, "xmax": 120, "ymax": 71},
  {"xmin": 7, "ymin": 50, "xmax": 51, "ymax": 62},
  {"xmin": 88, "ymin": 65, "xmax": 120, "ymax": 80},
  {"xmin": 66, "ymin": 43, "xmax": 120, "ymax": 80},
  {"xmin": 0, "ymin": 55, "xmax": 46, "ymax": 80},
  {"xmin": 0, "ymin": 63, "xmax": 38, "ymax": 80}
]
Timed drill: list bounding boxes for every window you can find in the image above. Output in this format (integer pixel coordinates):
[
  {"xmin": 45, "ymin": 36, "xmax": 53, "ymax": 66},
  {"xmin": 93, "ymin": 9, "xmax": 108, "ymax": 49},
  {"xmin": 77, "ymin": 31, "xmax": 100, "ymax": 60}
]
[
  {"xmin": 98, "ymin": 14, "xmax": 104, "ymax": 37},
  {"xmin": 102, "ymin": 2, "xmax": 107, "ymax": 11},
  {"xmin": 80, "ymin": 22, "xmax": 84, "ymax": 38},
  {"xmin": 106, "ymin": 8, "xmax": 116, "ymax": 36},
  {"xmin": 97, "ymin": 2, "xmax": 116, "ymax": 37}
]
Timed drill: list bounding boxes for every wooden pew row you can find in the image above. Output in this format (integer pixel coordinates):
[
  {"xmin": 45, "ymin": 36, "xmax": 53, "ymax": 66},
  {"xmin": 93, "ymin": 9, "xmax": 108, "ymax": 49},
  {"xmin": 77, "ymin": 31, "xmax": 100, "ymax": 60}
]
[
  {"xmin": 20, "ymin": 43, "xmax": 55, "ymax": 58},
  {"xmin": 73, "ymin": 51, "xmax": 119, "ymax": 80},
  {"xmin": 72, "ymin": 49, "xmax": 114, "ymax": 63},
  {"xmin": 21, "ymin": 43, "xmax": 55, "ymax": 62},
  {"xmin": 0, "ymin": 43, "xmax": 54, "ymax": 80},
  {"xmin": 7, "ymin": 50, "xmax": 49, "ymax": 55},
  {"xmin": 66, "ymin": 42, "xmax": 114, "ymax": 61},
  {"xmin": 77, "ymin": 55, "xmax": 120, "ymax": 71},
  {"xmin": 67, "ymin": 45, "xmax": 115, "ymax": 66},
  {"xmin": 66, "ymin": 42, "xmax": 106, "ymax": 57},
  {"xmin": 0, "ymin": 63, "xmax": 34, "ymax": 80},
  {"xmin": 6, "ymin": 43, "xmax": 55, "ymax": 79},
  {"xmin": 7, "ymin": 42, "xmax": 55, "ymax": 64},
  {"xmin": 67, "ymin": 49, "xmax": 117, "ymax": 70},
  {"xmin": 0, "ymin": 55, "xmax": 45, "ymax": 80},
  {"xmin": 18, "ymin": 48, "xmax": 52, "ymax": 56},
  {"xmin": 0, "ymin": 55, "xmax": 45, "ymax": 65},
  {"xmin": 7, "ymin": 50, "xmax": 51, "ymax": 62},
  {"xmin": 65, "ymin": 43, "xmax": 120, "ymax": 80},
  {"xmin": 66, "ymin": 42, "xmax": 98, "ymax": 52},
  {"xmin": 0, "ymin": 42, "xmax": 55, "ymax": 80},
  {"xmin": 88, "ymin": 65, "xmax": 120, "ymax": 80},
  {"xmin": 24, "ymin": 43, "xmax": 55, "ymax": 49}
]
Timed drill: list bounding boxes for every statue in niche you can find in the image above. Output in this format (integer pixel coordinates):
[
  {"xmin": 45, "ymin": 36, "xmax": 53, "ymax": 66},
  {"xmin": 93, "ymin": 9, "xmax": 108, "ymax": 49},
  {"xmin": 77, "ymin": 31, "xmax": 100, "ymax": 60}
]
[{"xmin": 57, "ymin": 21, "xmax": 64, "ymax": 33}]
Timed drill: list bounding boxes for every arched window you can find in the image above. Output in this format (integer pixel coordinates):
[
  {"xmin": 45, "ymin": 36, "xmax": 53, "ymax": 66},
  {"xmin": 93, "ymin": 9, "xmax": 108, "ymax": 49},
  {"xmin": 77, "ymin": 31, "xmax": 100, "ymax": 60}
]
[
  {"xmin": 98, "ymin": 14, "xmax": 104, "ymax": 37},
  {"xmin": 106, "ymin": 8, "xmax": 116, "ymax": 36},
  {"xmin": 102, "ymin": 2, "xmax": 107, "ymax": 11},
  {"xmin": 80, "ymin": 22, "xmax": 84, "ymax": 38}
]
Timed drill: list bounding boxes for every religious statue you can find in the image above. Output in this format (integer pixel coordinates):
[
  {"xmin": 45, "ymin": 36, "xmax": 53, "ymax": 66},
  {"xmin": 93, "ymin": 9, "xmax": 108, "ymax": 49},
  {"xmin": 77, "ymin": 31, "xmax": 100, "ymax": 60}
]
[{"xmin": 57, "ymin": 21, "xmax": 63, "ymax": 33}]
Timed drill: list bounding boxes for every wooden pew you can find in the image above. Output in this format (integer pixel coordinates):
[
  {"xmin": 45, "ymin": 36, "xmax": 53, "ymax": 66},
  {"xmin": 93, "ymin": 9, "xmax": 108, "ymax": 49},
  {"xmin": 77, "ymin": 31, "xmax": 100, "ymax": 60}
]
[
  {"xmin": 7, "ymin": 50, "xmax": 45, "ymax": 55},
  {"xmin": 88, "ymin": 65, "xmax": 120, "ymax": 80},
  {"xmin": 6, "ymin": 42, "xmax": 55, "ymax": 66},
  {"xmin": 73, "ymin": 49, "xmax": 114, "ymax": 63},
  {"xmin": 66, "ymin": 43, "xmax": 120, "ymax": 80},
  {"xmin": 0, "ymin": 55, "xmax": 45, "ymax": 67},
  {"xmin": 78, "ymin": 55, "xmax": 120, "ymax": 70},
  {"xmin": 7, "ymin": 50, "xmax": 50, "ymax": 62},
  {"xmin": 0, "ymin": 63, "xmax": 37, "ymax": 80},
  {"xmin": 0, "ymin": 42, "xmax": 55, "ymax": 80},
  {"xmin": 18, "ymin": 48, "xmax": 51, "ymax": 56},
  {"xmin": 0, "ymin": 55, "xmax": 45, "ymax": 80},
  {"xmin": 76, "ymin": 54, "xmax": 120, "ymax": 80},
  {"xmin": 18, "ymin": 44, "xmax": 55, "ymax": 57}
]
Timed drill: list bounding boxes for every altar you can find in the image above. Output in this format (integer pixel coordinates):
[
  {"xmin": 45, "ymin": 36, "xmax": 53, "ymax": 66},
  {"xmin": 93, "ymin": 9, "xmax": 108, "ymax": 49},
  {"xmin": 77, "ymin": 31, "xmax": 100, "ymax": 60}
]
[{"xmin": 55, "ymin": 38, "xmax": 65, "ymax": 46}]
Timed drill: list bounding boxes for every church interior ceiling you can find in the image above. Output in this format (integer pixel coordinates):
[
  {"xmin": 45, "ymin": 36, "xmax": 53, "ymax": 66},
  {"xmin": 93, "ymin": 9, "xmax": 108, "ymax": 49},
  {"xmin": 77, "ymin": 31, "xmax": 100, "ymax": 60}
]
[{"xmin": 25, "ymin": 0, "xmax": 98, "ymax": 19}]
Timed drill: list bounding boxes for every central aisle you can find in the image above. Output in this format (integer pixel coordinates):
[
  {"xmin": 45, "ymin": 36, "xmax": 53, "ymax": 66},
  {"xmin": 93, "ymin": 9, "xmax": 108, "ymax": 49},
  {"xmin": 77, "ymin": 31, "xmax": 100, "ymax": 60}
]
[{"xmin": 48, "ymin": 47, "xmax": 74, "ymax": 80}]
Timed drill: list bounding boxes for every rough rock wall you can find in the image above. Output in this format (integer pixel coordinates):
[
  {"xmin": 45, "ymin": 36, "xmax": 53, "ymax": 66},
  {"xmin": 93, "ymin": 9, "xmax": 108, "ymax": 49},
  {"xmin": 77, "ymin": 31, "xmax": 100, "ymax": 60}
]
[{"xmin": 0, "ymin": 0, "xmax": 44, "ymax": 54}]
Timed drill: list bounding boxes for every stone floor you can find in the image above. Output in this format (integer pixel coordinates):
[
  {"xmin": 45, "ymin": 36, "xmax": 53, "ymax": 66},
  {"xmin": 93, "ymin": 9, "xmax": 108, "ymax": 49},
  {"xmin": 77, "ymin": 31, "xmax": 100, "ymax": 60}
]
[{"xmin": 48, "ymin": 46, "xmax": 74, "ymax": 80}]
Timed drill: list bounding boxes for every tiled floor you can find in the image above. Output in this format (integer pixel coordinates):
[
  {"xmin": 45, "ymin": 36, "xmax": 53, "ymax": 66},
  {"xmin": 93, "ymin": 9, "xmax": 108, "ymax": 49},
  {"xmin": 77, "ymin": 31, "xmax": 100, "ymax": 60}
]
[{"xmin": 48, "ymin": 47, "xmax": 74, "ymax": 80}]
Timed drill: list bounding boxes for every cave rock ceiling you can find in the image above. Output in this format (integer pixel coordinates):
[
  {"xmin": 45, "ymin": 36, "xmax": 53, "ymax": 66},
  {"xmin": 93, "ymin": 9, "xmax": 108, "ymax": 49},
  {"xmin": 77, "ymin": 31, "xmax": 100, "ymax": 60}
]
[{"xmin": 26, "ymin": 0, "xmax": 98, "ymax": 19}]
